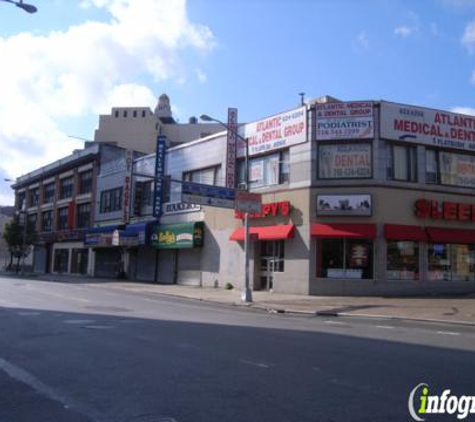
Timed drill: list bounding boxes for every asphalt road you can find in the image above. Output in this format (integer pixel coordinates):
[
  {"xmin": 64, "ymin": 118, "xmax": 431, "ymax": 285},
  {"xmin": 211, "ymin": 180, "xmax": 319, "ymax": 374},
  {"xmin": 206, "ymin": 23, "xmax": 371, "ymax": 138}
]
[{"xmin": 0, "ymin": 276, "xmax": 474, "ymax": 422}]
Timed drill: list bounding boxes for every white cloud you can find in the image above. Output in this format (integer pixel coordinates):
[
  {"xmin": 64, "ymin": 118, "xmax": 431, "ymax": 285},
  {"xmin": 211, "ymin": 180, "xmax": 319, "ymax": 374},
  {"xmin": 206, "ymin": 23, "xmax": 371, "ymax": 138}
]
[
  {"xmin": 451, "ymin": 106, "xmax": 475, "ymax": 116},
  {"xmin": 196, "ymin": 69, "xmax": 208, "ymax": 84},
  {"xmin": 462, "ymin": 21, "xmax": 475, "ymax": 54},
  {"xmin": 0, "ymin": 0, "xmax": 214, "ymax": 204},
  {"xmin": 394, "ymin": 26, "xmax": 413, "ymax": 37},
  {"xmin": 355, "ymin": 31, "xmax": 369, "ymax": 49}
]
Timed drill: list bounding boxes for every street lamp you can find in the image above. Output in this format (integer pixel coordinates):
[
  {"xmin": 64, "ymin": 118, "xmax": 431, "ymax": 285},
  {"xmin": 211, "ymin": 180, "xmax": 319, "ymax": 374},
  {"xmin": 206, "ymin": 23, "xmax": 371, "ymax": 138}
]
[
  {"xmin": 200, "ymin": 113, "xmax": 253, "ymax": 302},
  {"xmin": 0, "ymin": 0, "xmax": 38, "ymax": 13}
]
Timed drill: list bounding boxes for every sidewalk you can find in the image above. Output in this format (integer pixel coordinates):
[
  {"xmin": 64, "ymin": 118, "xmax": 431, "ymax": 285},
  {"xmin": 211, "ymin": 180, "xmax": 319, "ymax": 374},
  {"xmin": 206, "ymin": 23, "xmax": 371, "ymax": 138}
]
[{"xmin": 3, "ymin": 271, "xmax": 475, "ymax": 326}]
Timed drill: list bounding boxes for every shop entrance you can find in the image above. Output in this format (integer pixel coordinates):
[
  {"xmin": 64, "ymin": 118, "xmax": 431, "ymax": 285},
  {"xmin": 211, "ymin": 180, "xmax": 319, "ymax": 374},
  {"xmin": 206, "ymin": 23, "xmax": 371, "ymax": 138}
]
[{"xmin": 259, "ymin": 240, "xmax": 284, "ymax": 291}]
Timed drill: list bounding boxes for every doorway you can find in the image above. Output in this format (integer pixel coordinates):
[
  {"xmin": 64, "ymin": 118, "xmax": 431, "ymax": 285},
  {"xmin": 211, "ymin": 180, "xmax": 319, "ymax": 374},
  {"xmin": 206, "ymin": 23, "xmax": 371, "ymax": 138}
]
[{"xmin": 259, "ymin": 240, "xmax": 284, "ymax": 291}]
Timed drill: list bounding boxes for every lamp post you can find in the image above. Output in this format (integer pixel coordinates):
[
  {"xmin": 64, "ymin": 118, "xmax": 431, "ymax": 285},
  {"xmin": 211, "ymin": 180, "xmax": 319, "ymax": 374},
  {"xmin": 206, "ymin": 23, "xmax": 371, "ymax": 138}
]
[
  {"xmin": 0, "ymin": 0, "xmax": 38, "ymax": 13},
  {"xmin": 200, "ymin": 113, "xmax": 253, "ymax": 302}
]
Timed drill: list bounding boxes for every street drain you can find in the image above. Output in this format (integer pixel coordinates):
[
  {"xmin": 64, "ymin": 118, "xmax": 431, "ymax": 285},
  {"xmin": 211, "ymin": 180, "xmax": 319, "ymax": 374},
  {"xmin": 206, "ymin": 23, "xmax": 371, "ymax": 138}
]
[{"xmin": 83, "ymin": 305, "xmax": 133, "ymax": 312}]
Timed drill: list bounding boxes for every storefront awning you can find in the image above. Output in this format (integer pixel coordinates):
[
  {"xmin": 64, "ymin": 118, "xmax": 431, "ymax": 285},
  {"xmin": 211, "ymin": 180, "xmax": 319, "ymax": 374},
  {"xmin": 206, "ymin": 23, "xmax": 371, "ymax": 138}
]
[
  {"xmin": 426, "ymin": 227, "xmax": 475, "ymax": 244},
  {"xmin": 84, "ymin": 224, "xmax": 124, "ymax": 246},
  {"xmin": 311, "ymin": 223, "xmax": 376, "ymax": 239},
  {"xmin": 384, "ymin": 224, "xmax": 427, "ymax": 241},
  {"xmin": 151, "ymin": 222, "xmax": 204, "ymax": 249},
  {"xmin": 122, "ymin": 220, "xmax": 158, "ymax": 245},
  {"xmin": 229, "ymin": 224, "xmax": 295, "ymax": 241}
]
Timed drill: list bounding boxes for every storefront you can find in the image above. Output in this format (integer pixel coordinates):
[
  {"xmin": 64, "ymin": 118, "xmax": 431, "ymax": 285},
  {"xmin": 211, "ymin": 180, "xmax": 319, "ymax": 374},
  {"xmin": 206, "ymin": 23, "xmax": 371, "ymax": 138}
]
[
  {"xmin": 85, "ymin": 225, "xmax": 123, "ymax": 278},
  {"xmin": 151, "ymin": 221, "xmax": 204, "ymax": 286}
]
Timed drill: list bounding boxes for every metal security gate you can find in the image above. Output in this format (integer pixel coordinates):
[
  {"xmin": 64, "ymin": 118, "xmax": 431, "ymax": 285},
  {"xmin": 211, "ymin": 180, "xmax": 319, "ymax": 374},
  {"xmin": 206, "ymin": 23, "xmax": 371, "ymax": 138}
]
[
  {"xmin": 94, "ymin": 249, "xmax": 121, "ymax": 278},
  {"xmin": 177, "ymin": 249, "xmax": 201, "ymax": 286}
]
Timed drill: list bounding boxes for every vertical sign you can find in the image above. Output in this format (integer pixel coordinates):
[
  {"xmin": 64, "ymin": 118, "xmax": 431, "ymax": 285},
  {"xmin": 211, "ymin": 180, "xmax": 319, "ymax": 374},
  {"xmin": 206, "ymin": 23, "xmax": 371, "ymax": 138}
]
[
  {"xmin": 123, "ymin": 149, "xmax": 133, "ymax": 224},
  {"xmin": 226, "ymin": 108, "xmax": 238, "ymax": 188},
  {"xmin": 153, "ymin": 136, "xmax": 167, "ymax": 218}
]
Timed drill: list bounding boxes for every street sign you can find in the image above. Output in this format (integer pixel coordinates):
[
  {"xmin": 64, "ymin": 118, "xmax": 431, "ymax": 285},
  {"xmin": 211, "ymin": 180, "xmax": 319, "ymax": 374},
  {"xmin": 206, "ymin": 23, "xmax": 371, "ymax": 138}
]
[
  {"xmin": 152, "ymin": 136, "xmax": 166, "ymax": 218},
  {"xmin": 235, "ymin": 191, "xmax": 262, "ymax": 214},
  {"xmin": 181, "ymin": 181, "xmax": 236, "ymax": 209}
]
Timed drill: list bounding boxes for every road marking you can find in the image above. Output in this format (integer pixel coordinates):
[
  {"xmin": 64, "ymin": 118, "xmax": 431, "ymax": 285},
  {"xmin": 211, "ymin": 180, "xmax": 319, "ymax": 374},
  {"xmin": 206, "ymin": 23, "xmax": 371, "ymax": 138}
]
[
  {"xmin": 17, "ymin": 311, "xmax": 41, "ymax": 316},
  {"xmin": 239, "ymin": 359, "xmax": 273, "ymax": 369},
  {"xmin": 63, "ymin": 319, "xmax": 95, "ymax": 325},
  {"xmin": 436, "ymin": 331, "xmax": 460, "ymax": 336},
  {"xmin": 376, "ymin": 325, "xmax": 395, "ymax": 329}
]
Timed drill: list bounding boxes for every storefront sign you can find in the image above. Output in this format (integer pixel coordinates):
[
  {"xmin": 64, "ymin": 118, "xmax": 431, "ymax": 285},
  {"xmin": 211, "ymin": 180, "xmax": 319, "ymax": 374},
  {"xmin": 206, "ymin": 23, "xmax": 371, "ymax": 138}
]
[
  {"xmin": 226, "ymin": 108, "xmax": 238, "ymax": 188},
  {"xmin": 349, "ymin": 243, "xmax": 369, "ymax": 267},
  {"xmin": 153, "ymin": 136, "xmax": 166, "ymax": 218},
  {"xmin": 318, "ymin": 143, "xmax": 371, "ymax": 179},
  {"xmin": 235, "ymin": 192, "xmax": 262, "ymax": 214},
  {"xmin": 415, "ymin": 199, "xmax": 475, "ymax": 222},
  {"xmin": 317, "ymin": 195, "xmax": 372, "ymax": 216},
  {"xmin": 381, "ymin": 101, "xmax": 475, "ymax": 152},
  {"xmin": 123, "ymin": 149, "xmax": 133, "ymax": 224},
  {"xmin": 438, "ymin": 151, "xmax": 475, "ymax": 188},
  {"xmin": 316, "ymin": 101, "xmax": 374, "ymax": 140},
  {"xmin": 163, "ymin": 202, "xmax": 201, "ymax": 215},
  {"xmin": 151, "ymin": 222, "xmax": 204, "ymax": 249},
  {"xmin": 239, "ymin": 107, "xmax": 306, "ymax": 156},
  {"xmin": 235, "ymin": 201, "xmax": 290, "ymax": 219}
]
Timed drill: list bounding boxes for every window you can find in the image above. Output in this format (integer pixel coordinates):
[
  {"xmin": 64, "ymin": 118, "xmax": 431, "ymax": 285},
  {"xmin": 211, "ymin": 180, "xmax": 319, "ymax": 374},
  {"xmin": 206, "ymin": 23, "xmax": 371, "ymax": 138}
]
[
  {"xmin": 29, "ymin": 187, "xmax": 39, "ymax": 206},
  {"xmin": 42, "ymin": 210, "xmax": 52, "ymax": 232},
  {"xmin": 123, "ymin": 110, "xmax": 127, "ymax": 118},
  {"xmin": 27, "ymin": 213, "xmax": 37, "ymax": 232},
  {"xmin": 387, "ymin": 143, "xmax": 417, "ymax": 182},
  {"xmin": 237, "ymin": 150, "xmax": 289, "ymax": 189},
  {"xmin": 318, "ymin": 143, "xmax": 372, "ymax": 179},
  {"xmin": 183, "ymin": 166, "xmax": 222, "ymax": 185},
  {"xmin": 133, "ymin": 110, "xmax": 137, "ymax": 118},
  {"xmin": 426, "ymin": 149, "xmax": 475, "ymax": 188},
  {"xmin": 18, "ymin": 192, "xmax": 26, "ymax": 209},
  {"xmin": 76, "ymin": 203, "xmax": 91, "ymax": 229},
  {"xmin": 78, "ymin": 170, "xmax": 92, "ymax": 195},
  {"xmin": 428, "ymin": 243, "xmax": 475, "ymax": 282},
  {"xmin": 114, "ymin": 110, "xmax": 119, "ymax": 118},
  {"xmin": 53, "ymin": 249, "xmax": 69, "ymax": 273},
  {"xmin": 318, "ymin": 238, "xmax": 373, "ymax": 279},
  {"xmin": 59, "ymin": 177, "xmax": 74, "ymax": 199},
  {"xmin": 43, "ymin": 182, "xmax": 55, "ymax": 204},
  {"xmin": 57, "ymin": 207, "xmax": 69, "ymax": 230},
  {"xmin": 142, "ymin": 110, "xmax": 146, "ymax": 118},
  {"xmin": 387, "ymin": 241, "xmax": 419, "ymax": 280},
  {"xmin": 100, "ymin": 187, "xmax": 122, "ymax": 213}
]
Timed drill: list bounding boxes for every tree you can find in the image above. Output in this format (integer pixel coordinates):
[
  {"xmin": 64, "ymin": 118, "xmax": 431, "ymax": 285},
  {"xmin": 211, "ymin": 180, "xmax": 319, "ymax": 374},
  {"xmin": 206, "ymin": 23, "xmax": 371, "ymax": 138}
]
[{"xmin": 3, "ymin": 219, "xmax": 37, "ymax": 273}]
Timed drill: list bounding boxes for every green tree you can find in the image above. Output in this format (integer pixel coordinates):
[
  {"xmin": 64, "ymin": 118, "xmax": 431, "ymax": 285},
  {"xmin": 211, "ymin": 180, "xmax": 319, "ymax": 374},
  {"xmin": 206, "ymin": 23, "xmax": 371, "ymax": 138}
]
[{"xmin": 3, "ymin": 219, "xmax": 37, "ymax": 273}]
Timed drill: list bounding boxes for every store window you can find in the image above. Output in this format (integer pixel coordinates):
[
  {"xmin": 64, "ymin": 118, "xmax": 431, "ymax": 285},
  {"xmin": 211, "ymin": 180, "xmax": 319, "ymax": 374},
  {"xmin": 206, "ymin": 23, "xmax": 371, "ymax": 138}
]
[
  {"xmin": 100, "ymin": 187, "xmax": 122, "ymax": 213},
  {"xmin": 387, "ymin": 241, "xmax": 419, "ymax": 280},
  {"xmin": 59, "ymin": 176, "xmax": 74, "ymax": 199},
  {"xmin": 42, "ymin": 210, "xmax": 52, "ymax": 232},
  {"xmin": 426, "ymin": 149, "xmax": 475, "ymax": 188},
  {"xmin": 319, "ymin": 239, "xmax": 373, "ymax": 279},
  {"xmin": 237, "ymin": 150, "xmax": 289, "ymax": 189},
  {"xmin": 54, "ymin": 249, "xmax": 69, "ymax": 273},
  {"xmin": 78, "ymin": 170, "xmax": 92, "ymax": 195},
  {"xmin": 57, "ymin": 207, "xmax": 69, "ymax": 230},
  {"xmin": 387, "ymin": 143, "xmax": 417, "ymax": 182},
  {"xmin": 183, "ymin": 165, "xmax": 222, "ymax": 186},
  {"xmin": 428, "ymin": 243, "xmax": 475, "ymax": 282},
  {"xmin": 318, "ymin": 143, "xmax": 372, "ymax": 179},
  {"xmin": 43, "ymin": 182, "xmax": 55, "ymax": 204}
]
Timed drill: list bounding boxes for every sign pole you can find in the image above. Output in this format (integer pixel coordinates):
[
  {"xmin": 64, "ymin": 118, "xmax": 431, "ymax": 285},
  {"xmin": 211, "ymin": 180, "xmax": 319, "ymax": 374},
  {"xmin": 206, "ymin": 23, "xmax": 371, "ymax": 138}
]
[{"xmin": 242, "ymin": 212, "xmax": 252, "ymax": 302}]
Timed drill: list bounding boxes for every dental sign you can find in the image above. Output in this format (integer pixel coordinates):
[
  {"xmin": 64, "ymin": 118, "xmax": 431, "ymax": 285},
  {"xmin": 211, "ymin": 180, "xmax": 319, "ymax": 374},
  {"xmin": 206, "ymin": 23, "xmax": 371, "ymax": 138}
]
[
  {"xmin": 381, "ymin": 101, "xmax": 475, "ymax": 152},
  {"xmin": 238, "ymin": 107, "xmax": 306, "ymax": 156}
]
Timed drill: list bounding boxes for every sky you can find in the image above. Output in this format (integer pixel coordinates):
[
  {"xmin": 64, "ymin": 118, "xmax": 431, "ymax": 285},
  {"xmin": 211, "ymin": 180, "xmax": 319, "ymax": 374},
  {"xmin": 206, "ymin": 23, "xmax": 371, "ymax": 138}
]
[{"xmin": 2, "ymin": 0, "xmax": 475, "ymax": 205}]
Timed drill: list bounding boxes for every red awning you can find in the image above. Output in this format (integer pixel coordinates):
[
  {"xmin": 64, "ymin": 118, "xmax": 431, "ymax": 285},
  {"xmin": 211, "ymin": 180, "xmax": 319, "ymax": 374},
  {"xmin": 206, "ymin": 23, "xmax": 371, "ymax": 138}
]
[
  {"xmin": 384, "ymin": 224, "xmax": 427, "ymax": 241},
  {"xmin": 426, "ymin": 227, "xmax": 475, "ymax": 244},
  {"xmin": 311, "ymin": 223, "xmax": 376, "ymax": 239},
  {"xmin": 229, "ymin": 224, "xmax": 295, "ymax": 241}
]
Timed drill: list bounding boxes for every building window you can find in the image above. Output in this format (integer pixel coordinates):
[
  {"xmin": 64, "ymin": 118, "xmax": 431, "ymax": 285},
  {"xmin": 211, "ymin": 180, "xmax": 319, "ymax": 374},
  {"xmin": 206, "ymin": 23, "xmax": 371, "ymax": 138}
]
[
  {"xmin": 100, "ymin": 187, "xmax": 122, "ymax": 213},
  {"xmin": 387, "ymin": 241, "xmax": 419, "ymax": 280},
  {"xmin": 183, "ymin": 165, "xmax": 222, "ymax": 186},
  {"xmin": 42, "ymin": 210, "xmax": 52, "ymax": 232},
  {"xmin": 387, "ymin": 143, "xmax": 417, "ymax": 182},
  {"xmin": 114, "ymin": 110, "xmax": 119, "ymax": 118},
  {"xmin": 27, "ymin": 213, "xmax": 37, "ymax": 232},
  {"xmin": 142, "ymin": 110, "xmax": 146, "ymax": 118},
  {"xmin": 428, "ymin": 243, "xmax": 475, "ymax": 282},
  {"xmin": 29, "ymin": 187, "xmax": 39, "ymax": 206},
  {"xmin": 78, "ymin": 170, "xmax": 92, "ymax": 195},
  {"xmin": 59, "ymin": 177, "xmax": 74, "ymax": 199},
  {"xmin": 57, "ymin": 207, "xmax": 69, "ymax": 230},
  {"xmin": 318, "ymin": 238, "xmax": 373, "ymax": 279},
  {"xmin": 18, "ymin": 192, "xmax": 26, "ymax": 208},
  {"xmin": 237, "ymin": 150, "xmax": 289, "ymax": 189},
  {"xmin": 133, "ymin": 110, "xmax": 137, "ymax": 118},
  {"xmin": 123, "ymin": 110, "xmax": 127, "ymax": 118},
  {"xmin": 318, "ymin": 143, "xmax": 372, "ymax": 179},
  {"xmin": 76, "ymin": 203, "xmax": 91, "ymax": 229},
  {"xmin": 43, "ymin": 182, "xmax": 55, "ymax": 204},
  {"xmin": 426, "ymin": 149, "xmax": 475, "ymax": 188},
  {"xmin": 53, "ymin": 249, "xmax": 69, "ymax": 273}
]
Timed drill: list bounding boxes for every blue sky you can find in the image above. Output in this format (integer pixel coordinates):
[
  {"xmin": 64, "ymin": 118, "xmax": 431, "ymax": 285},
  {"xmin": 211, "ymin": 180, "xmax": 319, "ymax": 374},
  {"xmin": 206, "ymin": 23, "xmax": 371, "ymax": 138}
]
[{"xmin": 1, "ymin": 0, "xmax": 475, "ymax": 204}]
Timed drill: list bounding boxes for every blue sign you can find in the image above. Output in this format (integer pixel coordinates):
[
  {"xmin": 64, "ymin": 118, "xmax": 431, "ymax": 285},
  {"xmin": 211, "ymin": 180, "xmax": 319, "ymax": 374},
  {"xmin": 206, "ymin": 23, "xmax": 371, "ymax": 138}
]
[
  {"xmin": 153, "ymin": 136, "xmax": 167, "ymax": 218},
  {"xmin": 181, "ymin": 181, "xmax": 236, "ymax": 209}
]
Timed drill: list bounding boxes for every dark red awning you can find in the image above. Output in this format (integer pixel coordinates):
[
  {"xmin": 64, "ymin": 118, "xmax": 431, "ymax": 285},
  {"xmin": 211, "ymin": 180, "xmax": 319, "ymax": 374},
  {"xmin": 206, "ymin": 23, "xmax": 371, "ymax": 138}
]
[
  {"xmin": 229, "ymin": 224, "xmax": 295, "ymax": 241},
  {"xmin": 384, "ymin": 224, "xmax": 427, "ymax": 241},
  {"xmin": 426, "ymin": 227, "xmax": 475, "ymax": 244},
  {"xmin": 311, "ymin": 223, "xmax": 376, "ymax": 239}
]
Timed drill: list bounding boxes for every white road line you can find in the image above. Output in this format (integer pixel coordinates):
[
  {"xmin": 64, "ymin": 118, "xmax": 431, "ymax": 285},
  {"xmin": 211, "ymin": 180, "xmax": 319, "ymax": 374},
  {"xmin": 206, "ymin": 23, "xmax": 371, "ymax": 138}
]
[
  {"xmin": 436, "ymin": 331, "xmax": 460, "ymax": 336},
  {"xmin": 376, "ymin": 325, "xmax": 395, "ymax": 329},
  {"xmin": 239, "ymin": 359, "xmax": 273, "ymax": 369}
]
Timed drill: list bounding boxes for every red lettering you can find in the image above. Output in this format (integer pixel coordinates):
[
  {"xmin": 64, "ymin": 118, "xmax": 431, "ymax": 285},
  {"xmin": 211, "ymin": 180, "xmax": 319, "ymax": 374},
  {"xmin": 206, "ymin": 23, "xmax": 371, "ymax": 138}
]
[
  {"xmin": 430, "ymin": 201, "xmax": 443, "ymax": 219},
  {"xmin": 415, "ymin": 199, "xmax": 430, "ymax": 218},
  {"xmin": 443, "ymin": 202, "xmax": 457, "ymax": 220},
  {"xmin": 458, "ymin": 204, "xmax": 471, "ymax": 221},
  {"xmin": 280, "ymin": 201, "xmax": 290, "ymax": 216}
]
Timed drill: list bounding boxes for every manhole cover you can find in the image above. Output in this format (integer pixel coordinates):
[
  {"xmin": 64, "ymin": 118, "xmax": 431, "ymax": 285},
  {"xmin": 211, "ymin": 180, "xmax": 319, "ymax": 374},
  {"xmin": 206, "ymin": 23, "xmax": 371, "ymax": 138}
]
[{"xmin": 84, "ymin": 306, "xmax": 132, "ymax": 312}]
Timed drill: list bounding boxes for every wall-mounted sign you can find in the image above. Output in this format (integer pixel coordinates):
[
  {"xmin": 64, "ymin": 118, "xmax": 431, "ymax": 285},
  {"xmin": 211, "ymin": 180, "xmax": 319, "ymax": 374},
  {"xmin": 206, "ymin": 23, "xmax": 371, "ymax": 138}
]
[
  {"xmin": 317, "ymin": 195, "xmax": 372, "ymax": 216},
  {"xmin": 163, "ymin": 202, "xmax": 201, "ymax": 215},
  {"xmin": 380, "ymin": 101, "xmax": 475, "ymax": 152},
  {"xmin": 318, "ymin": 143, "xmax": 371, "ymax": 179},
  {"xmin": 316, "ymin": 101, "xmax": 374, "ymax": 140},
  {"xmin": 226, "ymin": 108, "xmax": 238, "ymax": 188},
  {"xmin": 238, "ymin": 107, "xmax": 306, "ymax": 156},
  {"xmin": 181, "ymin": 181, "xmax": 236, "ymax": 209},
  {"xmin": 415, "ymin": 199, "xmax": 475, "ymax": 222},
  {"xmin": 151, "ymin": 222, "xmax": 204, "ymax": 249},
  {"xmin": 153, "ymin": 136, "xmax": 166, "ymax": 218},
  {"xmin": 235, "ymin": 201, "xmax": 290, "ymax": 219},
  {"xmin": 123, "ymin": 149, "xmax": 133, "ymax": 224},
  {"xmin": 438, "ymin": 151, "xmax": 475, "ymax": 188}
]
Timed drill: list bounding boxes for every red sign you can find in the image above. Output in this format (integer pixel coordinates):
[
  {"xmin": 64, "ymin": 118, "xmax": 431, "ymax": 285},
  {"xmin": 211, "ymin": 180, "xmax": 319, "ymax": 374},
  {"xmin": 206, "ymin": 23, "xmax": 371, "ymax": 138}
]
[
  {"xmin": 235, "ymin": 201, "xmax": 290, "ymax": 219},
  {"xmin": 415, "ymin": 199, "xmax": 475, "ymax": 222}
]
